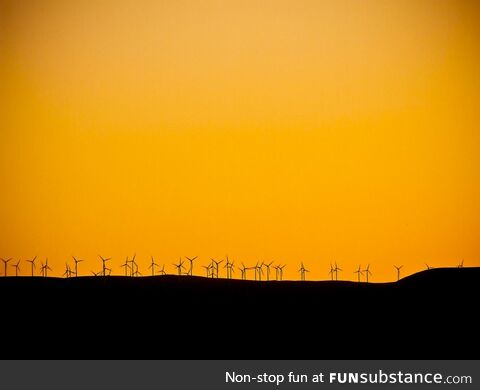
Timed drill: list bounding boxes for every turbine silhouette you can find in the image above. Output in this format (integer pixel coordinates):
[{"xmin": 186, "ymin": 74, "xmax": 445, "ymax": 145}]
[
  {"xmin": 362, "ymin": 264, "xmax": 372, "ymax": 283},
  {"xmin": 149, "ymin": 256, "xmax": 160, "ymax": 276},
  {"xmin": 12, "ymin": 260, "xmax": 21, "ymax": 277},
  {"xmin": 72, "ymin": 256, "xmax": 84, "ymax": 277},
  {"xmin": 63, "ymin": 263, "xmax": 73, "ymax": 278},
  {"xmin": 354, "ymin": 264, "xmax": 363, "ymax": 282},
  {"xmin": 173, "ymin": 258, "xmax": 186, "ymax": 275},
  {"xmin": 240, "ymin": 263, "xmax": 248, "ymax": 280},
  {"xmin": 159, "ymin": 264, "xmax": 166, "ymax": 275},
  {"xmin": 264, "ymin": 261, "xmax": 273, "ymax": 281},
  {"xmin": 185, "ymin": 256, "xmax": 198, "ymax": 276},
  {"xmin": 224, "ymin": 256, "xmax": 235, "ymax": 279},
  {"xmin": 334, "ymin": 262, "xmax": 342, "ymax": 281},
  {"xmin": 329, "ymin": 263, "xmax": 335, "ymax": 281},
  {"xmin": 202, "ymin": 264, "xmax": 212, "ymax": 278},
  {"xmin": 26, "ymin": 256, "xmax": 37, "ymax": 277},
  {"xmin": 41, "ymin": 258, "xmax": 52, "ymax": 277},
  {"xmin": 99, "ymin": 255, "xmax": 111, "ymax": 277},
  {"xmin": 1, "ymin": 258, "xmax": 12, "ymax": 277},
  {"xmin": 394, "ymin": 265, "xmax": 403, "ymax": 281},
  {"xmin": 254, "ymin": 262, "xmax": 264, "ymax": 281},
  {"xmin": 121, "ymin": 257, "xmax": 130, "ymax": 276},
  {"xmin": 299, "ymin": 262, "xmax": 309, "ymax": 281},
  {"xmin": 212, "ymin": 259, "xmax": 224, "ymax": 278}
]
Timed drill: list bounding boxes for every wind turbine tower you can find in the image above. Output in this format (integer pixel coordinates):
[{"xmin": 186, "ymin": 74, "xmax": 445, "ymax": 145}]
[
  {"xmin": 26, "ymin": 256, "xmax": 37, "ymax": 277},
  {"xmin": 354, "ymin": 265, "xmax": 363, "ymax": 282},
  {"xmin": 363, "ymin": 264, "xmax": 372, "ymax": 283},
  {"xmin": 1, "ymin": 258, "xmax": 12, "ymax": 277},
  {"xmin": 186, "ymin": 256, "xmax": 198, "ymax": 276},
  {"xmin": 72, "ymin": 256, "xmax": 84, "ymax": 277},
  {"xmin": 264, "ymin": 261, "xmax": 273, "ymax": 281},
  {"xmin": 12, "ymin": 260, "xmax": 21, "ymax": 277},
  {"xmin": 394, "ymin": 265, "xmax": 403, "ymax": 281},
  {"xmin": 99, "ymin": 255, "xmax": 111, "ymax": 277}
]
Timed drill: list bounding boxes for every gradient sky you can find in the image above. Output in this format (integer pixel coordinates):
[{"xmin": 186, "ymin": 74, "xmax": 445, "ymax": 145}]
[{"xmin": 1, "ymin": 0, "xmax": 479, "ymax": 281}]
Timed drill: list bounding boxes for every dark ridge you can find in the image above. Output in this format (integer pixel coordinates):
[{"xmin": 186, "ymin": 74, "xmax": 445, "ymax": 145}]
[
  {"xmin": 1, "ymin": 268, "xmax": 478, "ymax": 359},
  {"xmin": 399, "ymin": 266, "xmax": 480, "ymax": 285}
]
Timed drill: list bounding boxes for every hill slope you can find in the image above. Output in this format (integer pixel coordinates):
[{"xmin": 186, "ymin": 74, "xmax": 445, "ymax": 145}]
[{"xmin": 1, "ymin": 267, "xmax": 478, "ymax": 358}]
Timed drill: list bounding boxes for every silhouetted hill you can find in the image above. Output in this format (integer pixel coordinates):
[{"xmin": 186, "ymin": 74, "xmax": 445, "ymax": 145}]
[{"xmin": 1, "ymin": 267, "xmax": 478, "ymax": 359}]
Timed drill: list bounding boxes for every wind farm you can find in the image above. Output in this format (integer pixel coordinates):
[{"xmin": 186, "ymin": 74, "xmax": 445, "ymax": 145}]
[
  {"xmin": 0, "ymin": 255, "xmax": 476, "ymax": 283},
  {"xmin": 0, "ymin": 258, "xmax": 478, "ymax": 359},
  {"xmin": 1, "ymin": 0, "xmax": 480, "ymax": 363}
]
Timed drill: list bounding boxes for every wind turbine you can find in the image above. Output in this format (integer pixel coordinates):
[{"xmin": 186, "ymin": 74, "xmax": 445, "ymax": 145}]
[
  {"xmin": 159, "ymin": 264, "xmax": 166, "ymax": 275},
  {"xmin": 299, "ymin": 262, "xmax": 309, "ymax": 281},
  {"xmin": 133, "ymin": 261, "xmax": 142, "ymax": 277},
  {"xmin": 63, "ymin": 263, "xmax": 73, "ymax": 278},
  {"xmin": 334, "ymin": 262, "xmax": 342, "ymax": 281},
  {"xmin": 72, "ymin": 256, "xmax": 84, "ymax": 277},
  {"xmin": 278, "ymin": 264, "xmax": 286, "ymax": 281},
  {"xmin": 425, "ymin": 263, "xmax": 433, "ymax": 270},
  {"xmin": 149, "ymin": 256, "xmax": 160, "ymax": 276},
  {"xmin": 186, "ymin": 256, "xmax": 197, "ymax": 276},
  {"xmin": 91, "ymin": 271, "xmax": 100, "ymax": 276},
  {"xmin": 394, "ymin": 265, "xmax": 403, "ymax": 281},
  {"xmin": 362, "ymin": 264, "xmax": 372, "ymax": 283},
  {"xmin": 240, "ymin": 263, "xmax": 248, "ymax": 280},
  {"xmin": 206, "ymin": 260, "xmax": 215, "ymax": 278},
  {"xmin": 354, "ymin": 264, "xmax": 363, "ymax": 282},
  {"xmin": 254, "ymin": 262, "xmax": 264, "ymax": 281},
  {"xmin": 129, "ymin": 254, "xmax": 137, "ymax": 277},
  {"xmin": 264, "ymin": 261, "xmax": 273, "ymax": 281},
  {"xmin": 1, "ymin": 258, "xmax": 12, "ymax": 277},
  {"xmin": 329, "ymin": 263, "xmax": 335, "ymax": 281},
  {"xmin": 26, "ymin": 256, "xmax": 37, "ymax": 277},
  {"xmin": 12, "ymin": 260, "xmax": 21, "ymax": 277},
  {"xmin": 43, "ymin": 258, "xmax": 52, "ymax": 277},
  {"xmin": 173, "ymin": 258, "xmax": 185, "ymax": 275},
  {"xmin": 224, "ymin": 256, "xmax": 235, "ymax": 279},
  {"xmin": 99, "ymin": 255, "xmax": 111, "ymax": 277},
  {"xmin": 457, "ymin": 259, "xmax": 464, "ymax": 268},
  {"xmin": 274, "ymin": 265, "xmax": 280, "ymax": 281},
  {"xmin": 212, "ymin": 259, "xmax": 224, "ymax": 278},
  {"xmin": 121, "ymin": 257, "xmax": 130, "ymax": 276},
  {"xmin": 224, "ymin": 256, "xmax": 230, "ymax": 278},
  {"xmin": 202, "ymin": 264, "xmax": 212, "ymax": 278}
]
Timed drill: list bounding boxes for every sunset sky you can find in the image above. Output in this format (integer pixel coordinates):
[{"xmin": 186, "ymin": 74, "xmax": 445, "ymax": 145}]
[{"xmin": 1, "ymin": 0, "xmax": 479, "ymax": 281}]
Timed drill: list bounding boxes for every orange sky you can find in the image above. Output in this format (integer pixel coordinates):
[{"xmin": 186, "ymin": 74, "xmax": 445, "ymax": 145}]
[{"xmin": 1, "ymin": 0, "xmax": 479, "ymax": 281}]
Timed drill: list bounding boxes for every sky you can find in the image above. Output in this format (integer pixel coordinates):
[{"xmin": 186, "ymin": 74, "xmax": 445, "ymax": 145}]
[{"xmin": 0, "ymin": 0, "xmax": 479, "ymax": 281}]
